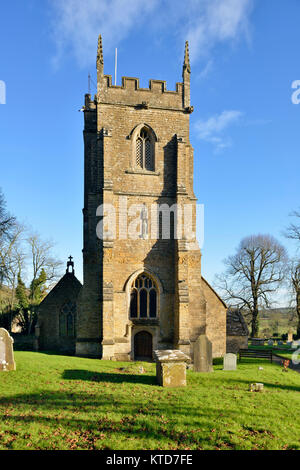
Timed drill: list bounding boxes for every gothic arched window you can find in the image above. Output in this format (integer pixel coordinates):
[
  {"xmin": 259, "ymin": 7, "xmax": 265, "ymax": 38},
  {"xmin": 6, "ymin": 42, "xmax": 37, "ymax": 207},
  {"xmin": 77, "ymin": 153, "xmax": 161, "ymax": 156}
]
[
  {"xmin": 129, "ymin": 273, "xmax": 158, "ymax": 319},
  {"xmin": 135, "ymin": 127, "xmax": 154, "ymax": 171},
  {"xmin": 59, "ymin": 301, "xmax": 76, "ymax": 337}
]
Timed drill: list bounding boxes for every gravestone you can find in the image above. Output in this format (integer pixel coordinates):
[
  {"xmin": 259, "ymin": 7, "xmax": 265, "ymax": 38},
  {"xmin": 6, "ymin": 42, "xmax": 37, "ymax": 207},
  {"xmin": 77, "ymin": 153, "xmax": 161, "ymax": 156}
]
[
  {"xmin": 223, "ymin": 353, "xmax": 237, "ymax": 371},
  {"xmin": 288, "ymin": 330, "xmax": 293, "ymax": 342},
  {"xmin": 268, "ymin": 339, "xmax": 274, "ymax": 346},
  {"xmin": 193, "ymin": 335, "xmax": 213, "ymax": 372},
  {"xmin": 154, "ymin": 350, "xmax": 191, "ymax": 387},
  {"xmin": 250, "ymin": 383, "xmax": 264, "ymax": 392},
  {"xmin": 291, "ymin": 341, "xmax": 300, "ymax": 350},
  {"xmin": 0, "ymin": 328, "xmax": 16, "ymax": 371},
  {"xmin": 251, "ymin": 338, "xmax": 265, "ymax": 346}
]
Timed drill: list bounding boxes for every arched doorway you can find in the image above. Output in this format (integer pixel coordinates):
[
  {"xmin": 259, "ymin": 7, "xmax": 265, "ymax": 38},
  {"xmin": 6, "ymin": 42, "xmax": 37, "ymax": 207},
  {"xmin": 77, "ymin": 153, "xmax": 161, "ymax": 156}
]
[{"xmin": 134, "ymin": 331, "xmax": 153, "ymax": 360}]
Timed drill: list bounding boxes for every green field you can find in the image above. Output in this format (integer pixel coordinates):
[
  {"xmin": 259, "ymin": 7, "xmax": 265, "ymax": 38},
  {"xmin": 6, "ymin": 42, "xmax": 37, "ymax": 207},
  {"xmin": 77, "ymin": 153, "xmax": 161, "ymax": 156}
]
[
  {"xmin": 253, "ymin": 307, "xmax": 297, "ymax": 337},
  {"xmin": 0, "ymin": 352, "xmax": 299, "ymax": 450}
]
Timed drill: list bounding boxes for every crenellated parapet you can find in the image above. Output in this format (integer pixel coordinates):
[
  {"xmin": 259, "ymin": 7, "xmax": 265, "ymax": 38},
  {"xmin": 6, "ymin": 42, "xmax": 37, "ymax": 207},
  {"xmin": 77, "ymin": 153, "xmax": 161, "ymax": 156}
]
[
  {"xmin": 95, "ymin": 34, "xmax": 192, "ymax": 113},
  {"xmin": 103, "ymin": 75, "xmax": 183, "ymax": 94},
  {"xmin": 98, "ymin": 75, "xmax": 188, "ymax": 111},
  {"xmin": 82, "ymin": 94, "xmax": 97, "ymax": 133}
]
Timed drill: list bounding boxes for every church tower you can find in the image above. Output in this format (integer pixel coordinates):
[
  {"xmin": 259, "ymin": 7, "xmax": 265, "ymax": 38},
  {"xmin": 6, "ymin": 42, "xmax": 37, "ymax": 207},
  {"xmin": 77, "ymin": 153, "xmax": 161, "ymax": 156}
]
[{"xmin": 75, "ymin": 36, "xmax": 226, "ymax": 360}]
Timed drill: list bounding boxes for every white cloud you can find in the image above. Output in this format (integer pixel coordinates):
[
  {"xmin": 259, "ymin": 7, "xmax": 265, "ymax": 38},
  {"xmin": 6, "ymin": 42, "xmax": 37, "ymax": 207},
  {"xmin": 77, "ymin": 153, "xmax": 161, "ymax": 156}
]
[
  {"xmin": 49, "ymin": 0, "xmax": 254, "ymax": 68},
  {"xmin": 195, "ymin": 110, "xmax": 243, "ymax": 151},
  {"xmin": 49, "ymin": 0, "xmax": 158, "ymax": 68},
  {"xmin": 185, "ymin": 0, "xmax": 253, "ymax": 63},
  {"xmin": 197, "ymin": 59, "xmax": 214, "ymax": 80}
]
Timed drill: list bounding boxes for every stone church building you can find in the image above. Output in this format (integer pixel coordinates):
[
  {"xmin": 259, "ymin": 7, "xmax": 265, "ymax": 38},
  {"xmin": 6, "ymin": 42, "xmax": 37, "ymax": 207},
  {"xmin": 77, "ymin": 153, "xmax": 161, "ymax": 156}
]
[{"xmin": 36, "ymin": 36, "xmax": 227, "ymax": 361}]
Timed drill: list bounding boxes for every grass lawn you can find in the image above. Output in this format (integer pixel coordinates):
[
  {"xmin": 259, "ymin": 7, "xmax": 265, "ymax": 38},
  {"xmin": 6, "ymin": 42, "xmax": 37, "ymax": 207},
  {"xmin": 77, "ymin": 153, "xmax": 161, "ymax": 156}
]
[
  {"xmin": 0, "ymin": 351, "xmax": 300, "ymax": 450},
  {"xmin": 248, "ymin": 344, "xmax": 298, "ymax": 361},
  {"xmin": 273, "ymin": 351, "xmax": 297, "ymax": 361}
]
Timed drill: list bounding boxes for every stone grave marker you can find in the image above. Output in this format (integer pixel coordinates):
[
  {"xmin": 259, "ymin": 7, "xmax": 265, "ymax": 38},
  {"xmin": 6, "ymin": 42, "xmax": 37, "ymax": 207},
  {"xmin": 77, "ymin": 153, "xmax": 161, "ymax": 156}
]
[
  {"xmin": 250, "ymin": 383, "xmax": 264, "ymax": 392},
  {"xmin": 193, "ymin": 335, "xmax": 213, "ymax": 372},
  {"xmin": 154, "ymin": 350, "xmax": 191, "ymax": 387},
  {"xmin": 223, "ymin": 353, "xmax": 237, "ymax": 371},
  {"xmin": 0, "ymin": 328, "xmax": 16, "ymax": 371},
  {"xmin": 251, "ymin": 338, "xmax": 265, "ymax": 346}
]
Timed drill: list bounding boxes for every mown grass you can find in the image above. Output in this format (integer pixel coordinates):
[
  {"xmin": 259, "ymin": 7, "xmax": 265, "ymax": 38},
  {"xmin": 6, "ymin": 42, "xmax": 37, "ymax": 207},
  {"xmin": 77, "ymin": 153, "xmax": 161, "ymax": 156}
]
[
  {"xmin": 248, "ymin": 343, "xmax": 298, "ymax": 361},
  {"xmin": 0, "ymin": 351, "xmax": 299, "ymax": 450}
]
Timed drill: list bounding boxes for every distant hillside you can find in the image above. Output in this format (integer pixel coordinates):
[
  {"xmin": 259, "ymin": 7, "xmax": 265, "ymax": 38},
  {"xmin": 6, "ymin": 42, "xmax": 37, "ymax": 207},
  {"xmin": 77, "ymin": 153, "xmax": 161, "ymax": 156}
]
[{"xmin": 243, "ymin": 307, "xmax": 297, "ymax": 336}]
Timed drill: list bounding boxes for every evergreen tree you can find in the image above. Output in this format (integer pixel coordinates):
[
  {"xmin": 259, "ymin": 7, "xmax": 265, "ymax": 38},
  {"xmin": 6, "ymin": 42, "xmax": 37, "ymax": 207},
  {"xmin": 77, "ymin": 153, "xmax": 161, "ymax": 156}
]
[
  {"xmin": 16, "ymin": 273, "xmax": 29, "ymax": 311},
  {"xmin": 30, "ymin": 268, "xmax": 47, "ymax": 305}
]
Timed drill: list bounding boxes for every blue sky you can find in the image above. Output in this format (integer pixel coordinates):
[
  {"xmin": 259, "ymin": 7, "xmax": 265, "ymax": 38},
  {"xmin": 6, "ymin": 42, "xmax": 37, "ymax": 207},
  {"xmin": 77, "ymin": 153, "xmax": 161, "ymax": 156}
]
[{"xmin": 0, "ymin": 0, "xmax": 299, "ymax": 299}]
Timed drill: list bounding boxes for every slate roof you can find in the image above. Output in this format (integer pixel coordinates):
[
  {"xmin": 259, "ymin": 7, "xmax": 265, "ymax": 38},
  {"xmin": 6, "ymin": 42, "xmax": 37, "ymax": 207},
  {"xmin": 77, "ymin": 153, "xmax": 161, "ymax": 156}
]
[{"xmin": 38, "ymin": 272, "xmax": 82, "ymax": 308}]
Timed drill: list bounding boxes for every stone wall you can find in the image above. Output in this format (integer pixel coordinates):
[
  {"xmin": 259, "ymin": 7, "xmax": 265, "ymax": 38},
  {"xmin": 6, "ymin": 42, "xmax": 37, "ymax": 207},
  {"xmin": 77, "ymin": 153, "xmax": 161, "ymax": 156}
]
[
  {"xmin": 11, "ymin": 334, "xmax": 35, "ymax": 351},
  {"xmin": 201, "ymin": 278, "xmax": 227, "ymax": 358}
]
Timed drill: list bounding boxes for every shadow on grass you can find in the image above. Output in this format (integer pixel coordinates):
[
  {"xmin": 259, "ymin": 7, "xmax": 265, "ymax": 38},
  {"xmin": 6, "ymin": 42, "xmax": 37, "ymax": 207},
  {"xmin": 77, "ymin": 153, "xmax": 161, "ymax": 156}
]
[
  {"xmin": 0, "ymin": 390, "xmax": 215, "ymax": 449},
  {"xmin": 223, "ymin": 377, "xmax": 300, "ymax": 393},
  {"xmin": 15, "ymin": 350, "xmax": 76, "ymax": 357},
  {"xmin": 38, "ymin": 350, "xmax": 75, "ymax": 357},
  {"xmin": 62, "ymin": 369, "xmax": 157, "ymax": 385},
  {"xmin": 0, "ymin": 378, "xmax": 299, "ymax": 450}
]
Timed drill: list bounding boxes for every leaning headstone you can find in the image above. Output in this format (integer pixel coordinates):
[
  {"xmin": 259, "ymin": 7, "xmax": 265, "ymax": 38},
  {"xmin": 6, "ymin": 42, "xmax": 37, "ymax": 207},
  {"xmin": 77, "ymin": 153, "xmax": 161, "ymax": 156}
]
[
  {"xmin": 154, "ymin": 350, "xmax": 191, "ymax": 387},
  {"xmin": 193, "ymin": 335, "xmax": 213, "ymax": 372},
  {"xmin": 0, "ymin": 328, "xmax": 16, "ymax": 371},
  {"xmin": 223, "ymin": 353, "xmax": 237, "ymax": 371}
]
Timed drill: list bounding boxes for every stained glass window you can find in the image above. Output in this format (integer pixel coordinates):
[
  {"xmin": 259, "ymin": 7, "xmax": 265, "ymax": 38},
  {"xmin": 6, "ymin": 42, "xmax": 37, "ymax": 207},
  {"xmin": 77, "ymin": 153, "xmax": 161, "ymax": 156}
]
[
  {"xmin": 59, "ymin": 302, "xmax": 76, "ymax": 337},
  {"xmin": 135, "ymin": 127, "xmax": 154, "ymax": 171},
  {"xmin": 129, "ymin": 273, "xmax": 158, "ymax": 319}
]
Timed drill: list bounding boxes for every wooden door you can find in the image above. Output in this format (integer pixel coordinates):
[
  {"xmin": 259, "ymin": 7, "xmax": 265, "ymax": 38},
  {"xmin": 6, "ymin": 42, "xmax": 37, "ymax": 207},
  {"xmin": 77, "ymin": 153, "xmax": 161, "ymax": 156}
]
[{"xmin": 134, "ymin": 331, "xmax": 153, "ymax": 360}]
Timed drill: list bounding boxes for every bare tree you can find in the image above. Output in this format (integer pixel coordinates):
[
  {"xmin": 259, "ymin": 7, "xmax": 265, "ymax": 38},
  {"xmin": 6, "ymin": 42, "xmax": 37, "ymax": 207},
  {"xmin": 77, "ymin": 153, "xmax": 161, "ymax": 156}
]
[
  {"xmin": 0, "ymin": 189, "xmax": 16, "ymax": 239},
  {"xmin": 0, "ymin": 206, "xmax": 64, "ymax": 333},
  {"xmin": 215, "ymin": 234, "xmax": 288, "ymax": 338},
  {"xmin": 284, "ymin": 208, "xmax": 300, "ymax": 337},
  {"xmin": 6, "ymin": 233, "xmax": 64, "ymax": 335},
  {"xmin": 0, "ymin": 223, "xmax": 26, "ymax": 330},
  {"xmin": 287, "ymin": 260, "xmax": 300, "ymax": 338},
  {"xmin": 26, "ymin": 233, "xmax": 63, "ymax": 287},
  {"xmin": 0, "ymin": 189, "xmax": 17, "ymax": 283},
  {"xmin": 285, "ymin": 209, "xmax": 300, "ymax": 245},
  {"xmin": 15, "ymin": 233, "xmax": 64, "ymax": 334},
  {"xmin": 0, "ymin": 223, "xmax": 25, "ymax": 289}
]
